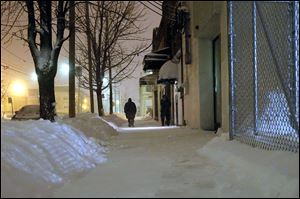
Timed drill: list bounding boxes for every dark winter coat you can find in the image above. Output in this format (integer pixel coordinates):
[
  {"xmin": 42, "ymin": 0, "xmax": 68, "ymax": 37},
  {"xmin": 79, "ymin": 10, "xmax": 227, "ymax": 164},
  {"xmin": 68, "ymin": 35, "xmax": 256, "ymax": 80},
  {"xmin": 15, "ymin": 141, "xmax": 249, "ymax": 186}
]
[
  {"xmin": 160, "ymin": 97, "xmax": 171, "ymax": 116},
  {"xmin": 124, "ymin": 101, "xmax": 137, "ymax": 119}
]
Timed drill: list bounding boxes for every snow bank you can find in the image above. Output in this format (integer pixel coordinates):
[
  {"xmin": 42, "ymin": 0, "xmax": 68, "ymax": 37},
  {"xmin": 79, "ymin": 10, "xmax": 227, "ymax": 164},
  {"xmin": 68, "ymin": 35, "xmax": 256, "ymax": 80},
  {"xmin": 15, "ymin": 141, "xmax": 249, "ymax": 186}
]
[
  {"xmin": 257, "ymin": 90, "xmax": 298, "ymax": 138},
  {"xmin": 102, "ymin": 114, "xmax": 127, "ymax": 127},
  {"xmin": 58, "ymin": 113, "xmax": 118, "ymax": 141},
  {"xmin": 197, "ymin": 133, "xmax": 299, "ymax": 198},
  {"xmin": 1, "ymin": 119, "xmax": 108, "ymax": 198}
]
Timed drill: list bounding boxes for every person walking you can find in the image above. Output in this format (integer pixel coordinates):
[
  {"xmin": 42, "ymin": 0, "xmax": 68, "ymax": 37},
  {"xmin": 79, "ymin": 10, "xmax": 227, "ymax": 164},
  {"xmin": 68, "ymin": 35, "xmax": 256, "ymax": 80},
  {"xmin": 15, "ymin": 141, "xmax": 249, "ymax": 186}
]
[
  {"xmin": 160, "ymin": 94, "xmax": 171, "ymax": 126},
  {"xmin": 124, "ymin": 98, "xmax": 137, "ymax": 127}
]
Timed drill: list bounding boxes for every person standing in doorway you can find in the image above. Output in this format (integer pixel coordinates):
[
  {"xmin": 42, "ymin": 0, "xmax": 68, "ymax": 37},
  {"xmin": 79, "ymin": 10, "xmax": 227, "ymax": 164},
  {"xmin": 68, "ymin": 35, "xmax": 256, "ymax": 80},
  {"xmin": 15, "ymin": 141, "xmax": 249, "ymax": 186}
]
[
  {"xmin": 124, "ymin": 98, "xmax": 137, "ymax": 127},
  {"xmin": 160, "ymin": 94, "xmax": 171, "ymax": 126}
]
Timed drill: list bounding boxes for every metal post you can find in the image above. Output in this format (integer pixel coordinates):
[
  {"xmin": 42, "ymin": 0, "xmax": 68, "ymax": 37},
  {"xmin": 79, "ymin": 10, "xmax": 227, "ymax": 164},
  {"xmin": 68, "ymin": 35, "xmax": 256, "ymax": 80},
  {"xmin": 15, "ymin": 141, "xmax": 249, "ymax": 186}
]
[
  {"xmin": 69, "ymin": 0, "xmax": 76, "ymax": 118},
  {"xmin": 180, "ymin": 28, "xmax": 185, "ymax": 126},
  {"xmin": 294, "ymin": 1, "xmax": 299, "ymax": 132},
  {"xmin": 11, "ymin": 99, "xmax": 14, "ymax": 115},
  {"xmin": 85, "ymin": 1, "xmax": 94, "ymax": 113},
  {"xmin": 252, "ymin": 1, "xmax": 258, "ymax": 135},
  {"xmin": 228, "ymin": 1, "xmax": 235, "ymax": 140},
  {"xmin": 78, "ymin": 75, "xmax": 81, "ymax": 113}
]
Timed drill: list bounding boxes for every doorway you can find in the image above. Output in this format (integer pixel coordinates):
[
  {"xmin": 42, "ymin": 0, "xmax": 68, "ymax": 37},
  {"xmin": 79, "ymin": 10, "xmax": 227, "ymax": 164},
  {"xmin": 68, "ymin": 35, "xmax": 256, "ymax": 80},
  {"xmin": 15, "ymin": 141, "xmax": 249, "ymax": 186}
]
[
  {"xmin": 213, "ymin": 35, "xmax": 221, "ymax": 130},
  {"xmin": 154, "ymin": 90, "xmax": 158, "ymax": 121}
]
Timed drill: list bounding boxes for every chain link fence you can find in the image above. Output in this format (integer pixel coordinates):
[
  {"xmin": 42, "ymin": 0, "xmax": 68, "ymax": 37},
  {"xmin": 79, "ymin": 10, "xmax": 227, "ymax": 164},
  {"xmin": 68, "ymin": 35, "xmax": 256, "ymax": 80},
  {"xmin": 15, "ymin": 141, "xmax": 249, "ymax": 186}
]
[{"xmin": 228, "ymin": 1, "xmax": 299, "ymax": 152}]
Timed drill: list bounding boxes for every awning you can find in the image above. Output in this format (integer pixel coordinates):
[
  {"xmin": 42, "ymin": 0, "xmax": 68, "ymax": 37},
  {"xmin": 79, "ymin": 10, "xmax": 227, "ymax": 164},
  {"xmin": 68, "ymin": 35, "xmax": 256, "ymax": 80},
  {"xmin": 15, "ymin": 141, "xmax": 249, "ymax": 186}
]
[
  {"xmin": 143, "ymin": 47, "xmax": 171, "ymax": 71},
  {"xmin": 157, "ymin": 60, "xmax": 178, "ymax": 84},
  {"xmin": 139, "ymin": 73, "xmax": 157, "ymax": 85},
  {"xmin": 152, "ymin": 47, "xmax": 171, "ymax": 55}
]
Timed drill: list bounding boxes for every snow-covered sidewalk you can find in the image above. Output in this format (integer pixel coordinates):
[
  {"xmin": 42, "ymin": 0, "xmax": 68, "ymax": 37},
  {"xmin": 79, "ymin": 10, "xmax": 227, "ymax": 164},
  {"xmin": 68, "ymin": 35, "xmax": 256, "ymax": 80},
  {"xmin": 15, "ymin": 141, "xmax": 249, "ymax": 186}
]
[
  {"xmin": 1, "ymin": 114, "xmax": 299, "ymax": 198},
  {"xmin": 54, "ymin": 115, "xmax": 299, "ymax": 198}
]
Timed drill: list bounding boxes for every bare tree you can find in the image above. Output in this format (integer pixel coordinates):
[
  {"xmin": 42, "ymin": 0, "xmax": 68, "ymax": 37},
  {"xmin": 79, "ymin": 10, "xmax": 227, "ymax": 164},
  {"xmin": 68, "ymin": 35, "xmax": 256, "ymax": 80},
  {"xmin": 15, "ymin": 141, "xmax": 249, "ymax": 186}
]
[
  {"xmin": 27, "ymin": 1, "xmax": 70, "ymax": 121},
  {"xmin": 1, "ymin": 79, "xmax": 10, "ymax": 104},
  {"xmin": 1, "ymin": 1, "xmax": 70, "ymax": 121},
  {"xmin": 75, "ymin": 1, "xmax": 150, "ymax": 116}
]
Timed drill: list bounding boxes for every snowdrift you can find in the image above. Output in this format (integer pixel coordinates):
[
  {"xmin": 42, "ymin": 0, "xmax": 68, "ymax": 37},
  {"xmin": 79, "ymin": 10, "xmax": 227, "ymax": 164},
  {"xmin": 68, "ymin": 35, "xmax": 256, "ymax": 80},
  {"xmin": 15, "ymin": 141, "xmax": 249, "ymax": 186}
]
[
  {"xmin": 1, "ymin": 119, "xmax": 108, "ymax": 198},
  {"xmin": 197, "ymin": 133, "xmax": 299, "ymax": 198},
  {"xmin": 59, "ymin": 113, "xmax": 118, "ymax": 141}
]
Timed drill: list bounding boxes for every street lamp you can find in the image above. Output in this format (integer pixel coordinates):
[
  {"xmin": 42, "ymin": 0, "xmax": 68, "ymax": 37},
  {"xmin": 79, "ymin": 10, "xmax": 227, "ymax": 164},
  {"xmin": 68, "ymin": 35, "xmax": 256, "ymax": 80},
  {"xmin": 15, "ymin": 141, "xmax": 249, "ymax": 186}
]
[
  {"xmin": 83, "ymin": 98, "xmax": 88, "ymax": 104},
  {"xmin": 11, "ymin": 81, "xmax": 26, "ymax": 96},
  {"xmin": 31, "ymin": 72, "xmax": 38, "ymax": 81},
  {"xmin": 61, "ymin": 63, "xmax": 69, "ymax": 76}
]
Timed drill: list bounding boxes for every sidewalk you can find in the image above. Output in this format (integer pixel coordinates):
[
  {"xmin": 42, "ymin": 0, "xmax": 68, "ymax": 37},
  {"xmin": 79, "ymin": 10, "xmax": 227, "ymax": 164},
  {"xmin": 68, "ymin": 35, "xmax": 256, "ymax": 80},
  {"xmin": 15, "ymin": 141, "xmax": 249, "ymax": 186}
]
[
  {"xmin": 54, "ymin": 116, "xmax": 299, "ymax": 198},
  {"xmin": 54, "ymin": 117, "xmax": 217, "ymax": 198}
]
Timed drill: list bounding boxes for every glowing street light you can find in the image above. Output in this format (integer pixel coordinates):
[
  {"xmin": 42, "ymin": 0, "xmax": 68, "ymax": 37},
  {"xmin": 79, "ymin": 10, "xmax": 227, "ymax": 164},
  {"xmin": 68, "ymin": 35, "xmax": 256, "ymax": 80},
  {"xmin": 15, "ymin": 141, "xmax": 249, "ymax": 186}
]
[
  {"xmin": 11, "ymin": 81, "xmax": 26, "ymax": 96},
  {"xmin": 103, "ymin": 77, "xmax": 108, "ymax": 85},
  {"xmin": 82, "ymin": 104, "xmax": 88, "ymax": 111},
  {"xmin": 60, "ymin": 63, "xmax": 69, "ymax": 76},
  {"xmin": 83, "ymin": 98, "xmax": 88, "ymax": 104},
  {"xmin": 31, "ymin": 72, "xmax": 38, "ymax": 81}
]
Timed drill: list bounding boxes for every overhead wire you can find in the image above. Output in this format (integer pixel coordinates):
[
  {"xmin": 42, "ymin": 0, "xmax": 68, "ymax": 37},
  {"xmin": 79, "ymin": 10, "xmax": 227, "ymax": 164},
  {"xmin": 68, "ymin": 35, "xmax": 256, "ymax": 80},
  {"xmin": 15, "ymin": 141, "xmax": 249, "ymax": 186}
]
[
  {"xmin": 1, "ymin": 45, "xmax": 34, "ymax": 64},
  {"xmin": 148, "ymin": 1, "xmax": 161, "ymax": 11},
  {"xmin": 138, "ymin": 1, "xmax": 177, "ymax": 22},
  {"xmin": 153, "ymin": 1, "xmax": 162, "ymax": 6},
  {"xmin": 1, "ymin": 64, "xmax": 32, "ymax": 78},
  {"xmin": 138, "ymin": 1, "xmax": 162, "ymax": 16}
]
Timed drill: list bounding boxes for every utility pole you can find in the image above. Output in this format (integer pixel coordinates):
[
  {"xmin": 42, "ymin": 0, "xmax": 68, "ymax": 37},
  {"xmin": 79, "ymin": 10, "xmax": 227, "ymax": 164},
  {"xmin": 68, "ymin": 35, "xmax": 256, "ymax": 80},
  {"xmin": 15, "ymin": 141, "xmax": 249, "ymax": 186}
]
[
  {"xmin": 109, "ymin": 53, "xmax": 113, "ymax": 115},
  {"xmin": 69, "ymin": 0, "xmax": 76, "ymax": 118},
  {"xmin": 85, "ymin": 1, "xmax": 94, "ymax": 113}
]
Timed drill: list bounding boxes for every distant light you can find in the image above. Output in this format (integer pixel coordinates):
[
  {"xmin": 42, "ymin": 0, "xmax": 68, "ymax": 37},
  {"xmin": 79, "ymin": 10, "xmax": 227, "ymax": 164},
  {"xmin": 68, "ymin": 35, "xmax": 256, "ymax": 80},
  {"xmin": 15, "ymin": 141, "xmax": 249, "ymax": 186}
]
[
  {"xmin": 116, "ymin": 100, "xmax": 120, "ymax": 105},
  {"xmin": 61, "ymin": 63, "xmax": 69, "ymax": 76},
  {"xmin": 120, "ymin": 126, "xmax": 179, "ymax": 131},
  {"xmin": 31, "ymin": 72, "xmax": 38, "ymax": 81},
  {"xmin": 12, "ymin": 81, "xmax": 26, "ymax": 96},
  {"xmin": 82, "ymin": 104, "xmax": 88, "ymax": 110},
  {"xmin": 103, "ymin": 77, "xmax": 108, "ymax": 85},
  {"xmin": 83, "ymin": 98, "xmax": 88, "ymax": 104}
]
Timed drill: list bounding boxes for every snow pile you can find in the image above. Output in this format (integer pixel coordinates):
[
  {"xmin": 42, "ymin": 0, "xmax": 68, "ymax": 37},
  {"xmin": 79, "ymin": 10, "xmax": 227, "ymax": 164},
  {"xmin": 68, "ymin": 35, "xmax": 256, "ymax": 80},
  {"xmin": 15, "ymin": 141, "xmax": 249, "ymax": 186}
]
[
  {"xmin": 59, "ymin": 113, "xmax": 118, "ymax": 141},
  {"xmin": 197, "ymin": 133, "xmax": 299, "ymax": 198},
  {"xmin": 1, "ymin": 119, "xmax": 108, "ymax": 198},
  {"xmin": 259, "ymin": 90, "xmax": 298, "ymax": 135},
  {"xmin": 102, "ymin": 114, "xmax": 127, "ymax": 127},
  {"xmin": 158, "ymin": 60, "xmax": 178, "ymax": 81}
]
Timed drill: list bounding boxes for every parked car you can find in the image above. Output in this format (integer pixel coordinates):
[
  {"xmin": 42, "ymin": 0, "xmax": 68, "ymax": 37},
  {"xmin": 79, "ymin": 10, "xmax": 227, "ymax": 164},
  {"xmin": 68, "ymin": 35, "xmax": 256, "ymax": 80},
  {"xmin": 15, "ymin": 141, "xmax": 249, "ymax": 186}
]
[{"xmin": 11, "ymin": 105, "xmax": 40, "ymax": 120}]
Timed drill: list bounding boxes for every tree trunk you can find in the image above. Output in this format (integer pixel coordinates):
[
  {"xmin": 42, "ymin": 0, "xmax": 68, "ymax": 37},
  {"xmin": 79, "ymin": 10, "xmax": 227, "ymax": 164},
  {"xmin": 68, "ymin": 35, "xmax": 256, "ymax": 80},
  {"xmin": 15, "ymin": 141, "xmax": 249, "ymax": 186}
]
[
  {"xmin": 97, "ymin": 88, "xmax": 104, "ymax": 116},
  {"xmin": 38, "ymin": 75, "xmax": 56, "ymax": 121},
  {"xmin": 69, "ymin": 0, "xmax": 76, "ymax": 118},
  {"xmin": 25, "ymin": 1, "xmax": 67, "ymax": 122}
]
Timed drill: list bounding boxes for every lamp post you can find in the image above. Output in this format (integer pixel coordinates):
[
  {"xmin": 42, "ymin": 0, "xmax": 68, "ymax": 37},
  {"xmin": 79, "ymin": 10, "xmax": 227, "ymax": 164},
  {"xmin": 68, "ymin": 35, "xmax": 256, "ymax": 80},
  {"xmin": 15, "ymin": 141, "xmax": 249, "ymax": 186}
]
[{"xmin": 8, "ymin": 97, "xmax": 13, "ymax": 115}]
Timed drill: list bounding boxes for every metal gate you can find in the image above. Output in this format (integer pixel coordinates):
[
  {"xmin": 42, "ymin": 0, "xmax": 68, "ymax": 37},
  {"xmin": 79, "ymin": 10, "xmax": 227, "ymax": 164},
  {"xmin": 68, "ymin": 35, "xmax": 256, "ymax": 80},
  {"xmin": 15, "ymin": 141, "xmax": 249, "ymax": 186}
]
[{"xmin": 228, "ymin": 1, "xmax": 299, "ymax": 152}]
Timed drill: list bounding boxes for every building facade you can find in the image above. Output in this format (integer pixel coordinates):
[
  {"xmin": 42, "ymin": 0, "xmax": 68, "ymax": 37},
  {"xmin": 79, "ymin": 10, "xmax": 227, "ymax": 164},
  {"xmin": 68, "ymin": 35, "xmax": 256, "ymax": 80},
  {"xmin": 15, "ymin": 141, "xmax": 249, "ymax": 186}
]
[
  {"xmin": 181, "ymin": 1, "xmax": 229, "ymax": 131},
  {"xmin": 155, "ymin": 1, "xmax": 299, "ymax": 152},
  {"xmin": 1, "ymin": 85, "xmax": 91, "ymax": 117}
]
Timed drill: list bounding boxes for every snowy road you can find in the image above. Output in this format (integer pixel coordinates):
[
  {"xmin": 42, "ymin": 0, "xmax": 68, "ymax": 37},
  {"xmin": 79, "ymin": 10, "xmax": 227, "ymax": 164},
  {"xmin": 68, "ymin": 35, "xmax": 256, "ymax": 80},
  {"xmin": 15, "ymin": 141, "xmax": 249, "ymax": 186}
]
[{"xmin": 54, "ymin": 117, "xmax": 299, "ymax": 198}]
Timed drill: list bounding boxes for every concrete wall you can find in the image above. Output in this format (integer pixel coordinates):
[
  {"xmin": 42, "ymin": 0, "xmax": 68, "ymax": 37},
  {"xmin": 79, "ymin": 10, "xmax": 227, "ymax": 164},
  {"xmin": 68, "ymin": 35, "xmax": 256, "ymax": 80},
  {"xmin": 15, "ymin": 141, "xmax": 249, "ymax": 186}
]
[
  {"xmin": 220, "ymin": 2, "xmax": 229, "ymax": 132},
  {"xmin": 183, "ymin": 33, "xmax": 201, "ymax": 129},
  {"xmin": 183, "ymin": 1, "xmax": 229, "ymax": 131}
]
